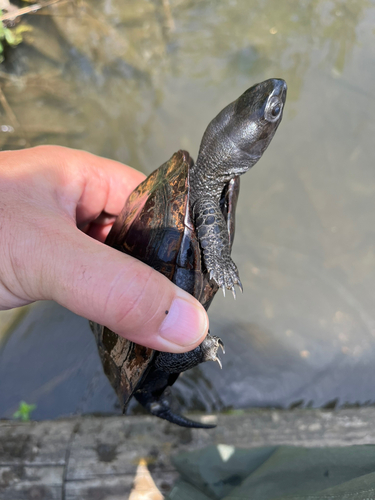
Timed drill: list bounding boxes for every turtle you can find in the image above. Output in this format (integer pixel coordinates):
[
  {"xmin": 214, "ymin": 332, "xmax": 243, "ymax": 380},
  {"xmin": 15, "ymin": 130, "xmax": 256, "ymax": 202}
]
[{"xmin": 90, "ymin": 78, "xmax": 287, "ymax": 428}]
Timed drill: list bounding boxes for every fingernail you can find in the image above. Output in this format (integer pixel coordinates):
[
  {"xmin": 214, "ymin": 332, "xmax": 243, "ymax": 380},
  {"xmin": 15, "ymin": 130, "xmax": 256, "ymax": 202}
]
[{"xmin": 159, "ymin": 290, "xmax": 208, "ymax": 347}]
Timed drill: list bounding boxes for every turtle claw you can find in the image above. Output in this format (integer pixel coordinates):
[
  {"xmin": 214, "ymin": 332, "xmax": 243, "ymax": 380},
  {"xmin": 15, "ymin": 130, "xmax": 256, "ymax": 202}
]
[
  {"xmin": 215, "ymin": 356, "xmax": 223, "ymax": 369},
  {"xmin": 218, "ymin": 338, "xmax": 225, "ymax": 354},
  {"xmin": 221, "ymin": 285, "xmax": 226, "ymax": 297},
  {"xmin": 201, "ymin": 335, "xmax": 225, "ymax": 367},
  {"xmin": 231, "ymin": 287, "xmax": 236, "ymax": 300},
  {"xmin": 237, "ymin": 278, "xmax": 243, "ymax": 293}
]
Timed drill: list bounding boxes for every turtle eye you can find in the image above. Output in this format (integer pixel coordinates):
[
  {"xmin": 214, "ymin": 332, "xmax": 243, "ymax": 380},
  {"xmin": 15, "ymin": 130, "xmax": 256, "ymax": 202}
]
[
  {"xmin": 271, "ymin": 104, "xmax": 280, "ymax": 117},
  {"xmin": 265, "ymin": 97, "xmax": 283, "ymax": 122}
]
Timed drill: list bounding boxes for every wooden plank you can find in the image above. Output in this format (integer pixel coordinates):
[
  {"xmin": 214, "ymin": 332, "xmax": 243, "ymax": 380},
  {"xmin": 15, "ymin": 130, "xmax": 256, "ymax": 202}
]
[
  {"xmin": 66, "ymin": 417, "xmax": 178, "ymax": 481},
  {"xmin": 0, "ymin": 420, "xmax": 76, "ymax": 465},
  {"xmin": 0, "ymin": 465, "xmax": 64, "ymax": 500},
  {"xmin": 65, "ymin": 464, "xmax": 177, "ymax": 500},
  {"xmin": 2, "ymin": 408, "xmax": 375, "ymax": 499},
  {"xmin": 65, "ymin": 475, "xmax": 135, "ymax": 500}
]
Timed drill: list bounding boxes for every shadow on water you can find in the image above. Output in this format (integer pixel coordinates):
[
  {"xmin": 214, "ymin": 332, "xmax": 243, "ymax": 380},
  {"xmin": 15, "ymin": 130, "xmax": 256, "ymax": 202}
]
[{"xmin": 1, "ymin": 0, "xmax": 375, "ymax": 418}]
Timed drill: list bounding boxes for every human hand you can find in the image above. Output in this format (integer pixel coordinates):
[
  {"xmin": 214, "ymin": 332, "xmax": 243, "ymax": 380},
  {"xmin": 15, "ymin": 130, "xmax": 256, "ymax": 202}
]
[{"xmin": 0, "ymin": 146, "xmax": 208, "ymax": 352}]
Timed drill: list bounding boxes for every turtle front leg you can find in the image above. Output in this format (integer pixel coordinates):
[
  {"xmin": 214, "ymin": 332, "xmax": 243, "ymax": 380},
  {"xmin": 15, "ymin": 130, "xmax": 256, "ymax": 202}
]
[{"xmin": 193, "ymin": 198, "xmax": 242, "ymax": 295}]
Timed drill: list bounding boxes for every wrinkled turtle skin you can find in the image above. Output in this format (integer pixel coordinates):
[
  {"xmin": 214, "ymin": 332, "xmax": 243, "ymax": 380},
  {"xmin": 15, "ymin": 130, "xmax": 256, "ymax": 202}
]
[{"xmin": 90, "ymin": 78, "xmax": 287, "ymax": 428}]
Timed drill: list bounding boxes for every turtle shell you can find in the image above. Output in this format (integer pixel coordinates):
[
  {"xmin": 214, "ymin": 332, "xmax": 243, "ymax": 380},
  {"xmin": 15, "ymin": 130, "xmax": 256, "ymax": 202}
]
[{"xmin": 91, "ymin": 150, "xmax": 239, "ymax": 412}]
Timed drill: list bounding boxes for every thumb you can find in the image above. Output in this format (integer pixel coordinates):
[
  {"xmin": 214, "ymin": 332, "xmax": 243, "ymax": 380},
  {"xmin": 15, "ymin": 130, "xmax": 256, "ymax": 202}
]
[{"xmin": 42, "ymin": 223, "xmax": 209, "ymax": 353}]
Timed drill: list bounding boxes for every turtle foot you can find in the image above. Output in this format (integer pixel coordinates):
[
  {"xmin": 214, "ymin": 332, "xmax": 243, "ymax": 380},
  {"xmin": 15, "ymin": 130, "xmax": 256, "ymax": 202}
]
[
  {"xmin": 201, "ymin": 334, "xmax": 225, "ymax": 368},
  {"xmin": 207, "ymin": 254, "xmax": 242, "ymax": 297}
]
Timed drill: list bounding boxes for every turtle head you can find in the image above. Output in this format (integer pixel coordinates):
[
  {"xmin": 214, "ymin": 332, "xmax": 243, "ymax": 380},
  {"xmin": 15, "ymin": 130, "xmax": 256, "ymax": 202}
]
[{"xmin": 196, "ymin": 78, "xmax": 287, "ymax": 182}]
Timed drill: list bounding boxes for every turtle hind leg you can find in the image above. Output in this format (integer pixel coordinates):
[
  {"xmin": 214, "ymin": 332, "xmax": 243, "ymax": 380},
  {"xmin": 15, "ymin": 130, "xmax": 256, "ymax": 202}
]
[
  {"xmin": 132, "ymin": 335, "xmax": 223, "ymax": 428},
  {"xmin": 155, "ymin": 333, "xmax": 224, "ymax": 373},
  {"xmin": 133, "ymin": 369, "xmax": 216, "ymax": 429}
]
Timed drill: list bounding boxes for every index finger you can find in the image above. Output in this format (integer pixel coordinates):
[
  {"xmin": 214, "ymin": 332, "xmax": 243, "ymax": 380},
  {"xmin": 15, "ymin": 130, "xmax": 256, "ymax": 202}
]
[{"xmin": 65, "ymin": 148, "xmax": 146, "ymax": 223}]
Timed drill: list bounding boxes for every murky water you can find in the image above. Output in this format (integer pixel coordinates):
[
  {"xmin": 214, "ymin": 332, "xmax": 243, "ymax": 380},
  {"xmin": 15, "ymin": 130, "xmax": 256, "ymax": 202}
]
[{"xmin": 1, "ymin": 0, "xmax": 375, "ymax": 419}]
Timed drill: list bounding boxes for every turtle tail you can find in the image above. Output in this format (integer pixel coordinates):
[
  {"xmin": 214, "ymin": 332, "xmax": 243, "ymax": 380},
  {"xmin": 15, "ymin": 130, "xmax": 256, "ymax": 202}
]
[
  {"xmin": 134, "ymin": 391, "xmax": 216, "ymax": 429},
  {"xmin": 149, "ymin": 399, "xmax": 216, "ymax": 429}
]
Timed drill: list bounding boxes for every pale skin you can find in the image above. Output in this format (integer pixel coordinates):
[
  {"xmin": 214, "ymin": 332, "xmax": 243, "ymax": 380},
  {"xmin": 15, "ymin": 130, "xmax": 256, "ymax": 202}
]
[{"xmin": 0, "ymin": 145, "xmax": 208, "ymax": 353}]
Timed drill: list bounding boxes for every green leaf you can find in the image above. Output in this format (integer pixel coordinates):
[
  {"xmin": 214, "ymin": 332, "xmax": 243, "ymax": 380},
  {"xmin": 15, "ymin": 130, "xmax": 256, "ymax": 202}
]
[
  {"xmin": 14, "ymin": 24, "xmax": 33, "ymax": 36},
  {"xmin": 12, "ymin": 24, "xmax": 33, "ymax": 45},
  {"xmin": 13, "ymin": 401, "xmax": 37, "ymax": 422},
  {"xmin": 4, "ymin": 27, "xmax": 17, "ymax": 46}
]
